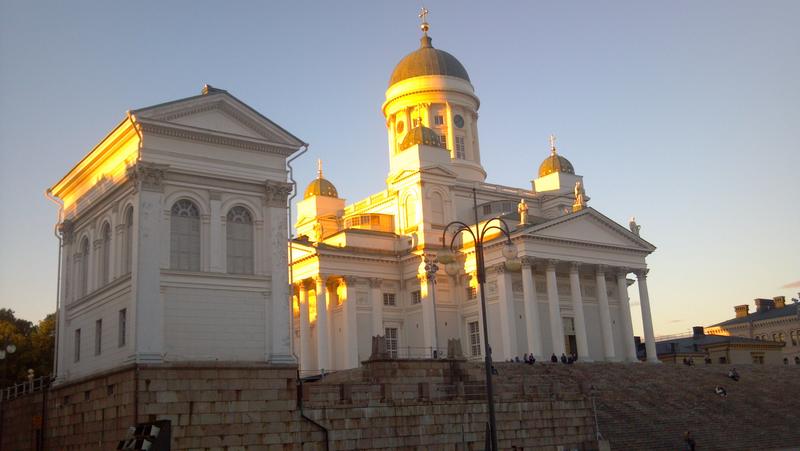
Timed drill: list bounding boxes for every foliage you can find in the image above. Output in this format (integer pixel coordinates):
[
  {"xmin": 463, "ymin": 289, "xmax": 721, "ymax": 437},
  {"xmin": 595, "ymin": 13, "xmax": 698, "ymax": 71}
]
[{"xmin": 0, "ymin": 309, "xmax": 55, "ymax": 387}]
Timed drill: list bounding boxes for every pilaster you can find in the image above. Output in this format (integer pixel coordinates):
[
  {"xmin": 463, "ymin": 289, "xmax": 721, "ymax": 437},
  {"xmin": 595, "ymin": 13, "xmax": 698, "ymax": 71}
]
[{"xmin": 264, "ymin": 180, "xmax": 294, "ymax": 364}]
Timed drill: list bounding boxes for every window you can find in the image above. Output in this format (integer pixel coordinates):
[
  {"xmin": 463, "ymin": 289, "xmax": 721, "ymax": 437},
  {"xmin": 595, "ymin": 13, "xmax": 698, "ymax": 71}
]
[
  {"xmin": 383, "ymin": 293, "xmax": 396, "ymax": 306},
  {"xmin": 95, "ymin": 319, "xmax": 102, "ymax": 355},
  {"xmin": 440, "ymin": 134, "xmax": 447, "ymax": 148},
  {"xmin": 434, "ymin": 115, "xmax": 444, "ymax": 125},
  {"xmin": 411, "ymin": 290, "xmax": 422, "ymax": 305},
  {"xmin": 718, "ymin": 356, "xmax": 727, "ymax": 364},
  {"xmin": 790, "ymin": 331, "xmax": 796, "ymax": 346},
  {"xmin": 118, "ymin": 309, "xmax": 126, "ymax": 347},
  {"xmin": 466, "ymin": 285, "xmax": 477, "ymax": 299},
  {"xmin": 226, "ymin": 206, "xmax": 254, "ymax": 274},
  {"xmin": 469, "ymin": 321, "xmax": 481, "ymax": 356},
  {"xmin": 385, "ymin": 327, "xmax": 398, "ymax": 358},
  {"xmin": 79, "ymin": 237, "xmax": 90, "ymax": 297},
  {"xmin": 170, "ymin": 199, "xmax": 200, "ymax": 271},
  {"xmin": 74, "ymin": 329, "xmax": 81, "ymax": 362},
  {"xmin": 455, "ymin": 136, "xmax": 466, "ymax": 160},
  {"xmin": 124, "ymin": 207, "xmax": 134, "ymax": 274},
  {"xmin": 100, "ymin": 223, "xmax": 111, "ymax": 285},
  {"xmin": 751, "ymin": 354, "xmax": 764, "ymax": 364}
]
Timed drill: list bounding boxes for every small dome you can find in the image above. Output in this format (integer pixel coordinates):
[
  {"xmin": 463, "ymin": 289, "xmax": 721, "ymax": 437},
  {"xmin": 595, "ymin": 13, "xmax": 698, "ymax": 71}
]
[
  {"xmin": 399, "ymin": 126, "xmax": 445, "ymax": 151},
  {"xmin": 304, "ymin": 160, "xmax": 339, "ymax": 199},
  {"xmin": 389, "ymin": 35, "xmax": 470, "ymax": 87},
  {"xmin": 538, "ymin": 149, "xmax": 575, "ymax": 178}
]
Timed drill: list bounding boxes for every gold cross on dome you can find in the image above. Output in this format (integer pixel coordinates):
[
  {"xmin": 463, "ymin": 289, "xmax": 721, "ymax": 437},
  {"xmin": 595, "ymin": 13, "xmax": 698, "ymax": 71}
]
[
  {"xmin": 419, "ymin": 7, "xmax": 429, "ymax": 23},
  {"xmin": 549, "ymin": 134, "xmax": 557, "ymax": 152}
]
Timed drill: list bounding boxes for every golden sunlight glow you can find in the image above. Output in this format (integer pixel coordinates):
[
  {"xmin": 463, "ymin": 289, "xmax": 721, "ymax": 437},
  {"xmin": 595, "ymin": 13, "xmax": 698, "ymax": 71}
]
[
  {"xmin": 292, "ymin": 295, "xmax": 300, "ymax": 318},
  {"xmin": 309, "ymin": 293, "xmax": 318, "ymax": 323}
]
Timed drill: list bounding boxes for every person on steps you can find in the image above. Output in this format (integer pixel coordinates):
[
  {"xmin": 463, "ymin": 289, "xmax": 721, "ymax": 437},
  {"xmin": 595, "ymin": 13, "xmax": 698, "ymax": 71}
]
[
  {"xmin": 551, "ymin": 353, "xmax": 558, "ymax": 363},
  {"xmin": 715, "ymin": 385, "xmax": 727, "ymax": 397},
  {"xmin": 728, "ymin": 368, "xmax": 739, "ymax": 381},
  {"xmin": 560, "ymin": 353, "xmax": 567, "ymax": 364},
  {"xmin": 684, "ymin": 431, "xmax": 696, "ymax": 451}
]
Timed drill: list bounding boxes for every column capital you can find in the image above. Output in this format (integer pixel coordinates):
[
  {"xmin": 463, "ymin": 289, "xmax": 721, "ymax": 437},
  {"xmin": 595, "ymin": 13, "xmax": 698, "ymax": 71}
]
[
  {"xmin": 341, "ymin": 275, "xmax": 359, "ymax": 286},
  {"xmin": 569, "ymin": 261, "xmax": 582, "ymax": 273},
  {"xmin": 634, "ymin": 268, "xmax": 649, "ymax": 279},
  {"xmin": 264, "ymin": 180, "xmax": 293, "ymax": 208},
  {"xmin": 127, "ymin": 162, "xmax": 168, "ymax": 193},
  {"xmin": 615, "ymin": 267, "xmax": 631, "ymax": 277},
  {"xmin": 58, "ymin": 219, "xmax": 75, "ymax": 245},
  {"xmin": 595, "ymin": 264, "xmax": 607, "ymax": 275},
  {"xmin": 520, "ymin": 256, "xmax": 536, "ymax": 268},
  {"xmin": 545, "ymin": 259, "xmax": 559, "ymax": 271},
  {"xmin": 368, "ymin": 277, "xmax": 382, "ymax": 289},
  {"xmin": 314, "ymin": 274, "xmax": 329, "ymax": 286},
  {"xmin": 491, "ymin": 263, "xmax": 509, "ymax": 274}
]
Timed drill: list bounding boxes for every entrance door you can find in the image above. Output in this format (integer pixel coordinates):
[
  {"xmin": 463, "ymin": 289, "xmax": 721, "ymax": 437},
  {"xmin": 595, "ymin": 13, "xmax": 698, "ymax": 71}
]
[{"xmin": 563, "ymin": 317, "xmax": 577, "ymax": 356}]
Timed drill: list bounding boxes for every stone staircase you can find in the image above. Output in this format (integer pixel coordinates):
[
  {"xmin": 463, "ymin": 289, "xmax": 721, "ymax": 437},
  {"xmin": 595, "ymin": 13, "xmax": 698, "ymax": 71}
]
[{"xmin": 489, "ymin": 362, "xmax": 800, "ymax": 450}]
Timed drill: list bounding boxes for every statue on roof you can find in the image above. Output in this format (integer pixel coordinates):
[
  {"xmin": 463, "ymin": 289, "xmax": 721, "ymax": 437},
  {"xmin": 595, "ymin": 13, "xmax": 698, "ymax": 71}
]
[
  {"xmin": 572, "ymin": 180, "xmax": 587, "ymax": 212},
  {"xmin": 629, "ymin": 217, "xmax": 641, "ymax": 236},
  {"xmin": 517, "ymin": 198, "xmax": 529, "ymax": 225}
]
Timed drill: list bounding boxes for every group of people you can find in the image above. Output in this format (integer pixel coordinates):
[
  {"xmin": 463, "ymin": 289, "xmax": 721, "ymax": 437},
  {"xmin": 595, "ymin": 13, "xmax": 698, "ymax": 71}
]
[
  {"xmin": 714, "ymin": 367, "xmax": 741, "ymax": 398},
  {"xmin": 505, "ymin": 352, "xmax": 579, "ymax": 365}
]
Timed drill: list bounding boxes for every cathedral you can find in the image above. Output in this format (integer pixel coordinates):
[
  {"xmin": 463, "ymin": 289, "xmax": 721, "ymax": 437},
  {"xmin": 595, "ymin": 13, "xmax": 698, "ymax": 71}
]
[{"xmin": 290, "ymin": 20, "xmax": 660, "ymax": 373}]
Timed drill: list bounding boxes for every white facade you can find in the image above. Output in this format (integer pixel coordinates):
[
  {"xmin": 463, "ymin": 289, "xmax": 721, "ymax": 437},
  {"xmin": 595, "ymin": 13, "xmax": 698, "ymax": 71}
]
[
  {"xmin": 290, "ymin": 28, "xmax": 660, "ymax": 373},
  {"xmin": 49, "ymin": 87, "xmax": 304, "ymax": 382}
]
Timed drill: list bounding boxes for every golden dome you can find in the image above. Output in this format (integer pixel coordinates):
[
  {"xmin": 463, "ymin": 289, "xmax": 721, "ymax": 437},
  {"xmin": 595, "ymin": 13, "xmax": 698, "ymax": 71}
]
[
  {"xmin": 304, "ymin": 160, "xmax": 339, "ymax": 199},
  {"xmin": 389, "ymin": 35, "xmax": 470, "ymax": 87},
  {"xmin": 538, "ymin": 148, "xmax": 575, "ymax": 178},
  {"xmin": 399, "ymin": 125, "xmax": 445, "ymax": 151}
]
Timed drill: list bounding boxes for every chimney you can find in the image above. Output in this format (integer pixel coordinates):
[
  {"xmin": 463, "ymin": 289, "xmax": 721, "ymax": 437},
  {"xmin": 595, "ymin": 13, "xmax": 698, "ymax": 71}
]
[
  {"xmin": 754, "ymin": 298, "xmax": 775, "ymax": 313},
  {"xmin": 692, "ymin": 326, "xmax": 705, "ymax": 337},
  {"xmin": 734, "ymin": 304, "xmax": 749, "ymax": 318},
  {"xmin": 773, "ymin": 296, "xmax": 786, "ymax": 309}
]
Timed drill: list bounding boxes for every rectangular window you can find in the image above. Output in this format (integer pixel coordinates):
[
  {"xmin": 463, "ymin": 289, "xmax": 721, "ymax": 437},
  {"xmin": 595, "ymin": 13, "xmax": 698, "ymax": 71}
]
[
  {"xmin": 466, "ymin": 286, "xmax": 477, "ymax": 299},
  {"xmin": 118, "ymin": 309, "xmax": 126, "ymax": 347},
  {"xmin": 383, "ymin": 293, "xmax": 396, "ymax": 306},
  {"xmin": 440, "ymin": 134, "xmax": 447, "ymax": 148},
  {"xmin": 411, "ymin": 290, "xmax": 422, "ymax": 304},
  {"xmin": 434, "ymin": 115, "xmax": 444, "ymax": 125},
  {"xmin": 95, "ymin": 319, "xmax": 102, "ymax": 355},
  {"xmin": 385, "ymin": 327, "xmax": 398, "ymax": 358},
  {"xmin": 74, "ymin": 329, "xmax": 81, "ymax": 362},
  {"xmin": 455, "ymin": 136, "xmax": 466, "ymax": 159},
  {"xmin": 468, "ymin": 321, "xmax": 481, "ymax": 356}
]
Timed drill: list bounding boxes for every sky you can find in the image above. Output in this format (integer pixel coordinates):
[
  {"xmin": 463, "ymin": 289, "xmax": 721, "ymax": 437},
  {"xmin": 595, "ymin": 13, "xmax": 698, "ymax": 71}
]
[{"xmin": 1, "ymin": 1, "xmax": 798, "ymax": 337}]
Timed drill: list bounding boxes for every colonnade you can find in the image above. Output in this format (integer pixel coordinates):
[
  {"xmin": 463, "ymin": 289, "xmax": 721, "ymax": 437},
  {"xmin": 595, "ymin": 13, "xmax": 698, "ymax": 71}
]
[{"xmin": 493, "ymin": 257, "xmax": 657, "ymax": 363}]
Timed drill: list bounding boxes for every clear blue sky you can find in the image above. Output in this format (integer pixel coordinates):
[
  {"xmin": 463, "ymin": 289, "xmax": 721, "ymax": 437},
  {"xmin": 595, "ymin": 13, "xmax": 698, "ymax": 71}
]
[{"xmin": 1, "ymin": 1, "xmax": 798, "ymax": 336}]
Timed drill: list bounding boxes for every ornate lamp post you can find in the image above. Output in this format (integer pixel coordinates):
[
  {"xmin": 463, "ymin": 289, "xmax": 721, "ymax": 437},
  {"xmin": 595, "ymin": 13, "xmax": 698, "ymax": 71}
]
[
  {"xmin": 423, "ymin": 254, "xmax": 440, "ymax": 358},
  {"xmin": 0, "ymin": 341, "xmax": 17, "ymax": 386},
  {"xmin": 438, "ymin": 188, "xmax": 518, "ymax": 451}
]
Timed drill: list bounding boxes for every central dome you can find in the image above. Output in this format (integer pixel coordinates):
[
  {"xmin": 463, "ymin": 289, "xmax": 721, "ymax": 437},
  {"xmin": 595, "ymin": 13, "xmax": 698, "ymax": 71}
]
[{"xmin": 389, "ymin": 35, "xmax": 470, "ymax": 87}]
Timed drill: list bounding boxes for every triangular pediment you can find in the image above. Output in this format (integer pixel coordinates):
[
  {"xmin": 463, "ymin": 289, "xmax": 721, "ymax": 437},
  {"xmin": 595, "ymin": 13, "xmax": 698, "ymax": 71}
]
[
  {"xmin": 525, "ymin": 208, "xmax": 656, "ymax": 251},
  {"xmin": 132, "ymin": 89, "xmax": 305, "ymax": 149}
]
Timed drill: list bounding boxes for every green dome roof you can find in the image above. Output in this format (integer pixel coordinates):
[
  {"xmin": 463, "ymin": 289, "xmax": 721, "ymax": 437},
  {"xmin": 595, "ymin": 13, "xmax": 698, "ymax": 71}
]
[
  {"xmin": 304, "ymin": 160, "xmax": 339, "ymax": 199},
  {"xmin": 399, "ymin": 126, "xmax": 445, "ymax": 151},
  {"xmin": 389, "ymin": 35, "xmax": 470, "ymax": 87},
  {"xmin": 538, "ymin": 149, "xmax": 575, "ymax": 177}
]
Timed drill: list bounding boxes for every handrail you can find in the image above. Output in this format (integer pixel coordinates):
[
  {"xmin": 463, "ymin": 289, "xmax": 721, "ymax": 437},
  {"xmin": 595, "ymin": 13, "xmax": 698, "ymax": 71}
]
[{"xmin": 0, "ymin": 376, "xmax": 52, "ymax": 402}]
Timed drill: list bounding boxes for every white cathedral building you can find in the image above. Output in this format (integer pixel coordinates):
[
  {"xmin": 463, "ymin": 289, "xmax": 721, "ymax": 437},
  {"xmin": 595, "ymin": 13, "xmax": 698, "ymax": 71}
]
[
  {"xmin": 48, "ymin": 86, "xmax": 305, "ymax": 381},
  {"xmin": 290, "ymin": 23, "xmax": 660, "ymax": 373}
]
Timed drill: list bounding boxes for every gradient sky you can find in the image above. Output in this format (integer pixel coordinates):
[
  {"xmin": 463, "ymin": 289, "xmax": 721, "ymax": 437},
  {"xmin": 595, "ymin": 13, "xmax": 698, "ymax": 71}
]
[{"xmin": 1, "ymin": 1, "xmax": 798, "ymax": 337}]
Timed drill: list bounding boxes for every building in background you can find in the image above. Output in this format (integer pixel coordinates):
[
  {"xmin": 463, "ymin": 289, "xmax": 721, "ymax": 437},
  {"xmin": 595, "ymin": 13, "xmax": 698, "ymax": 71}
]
[
  {"xmin": 47, "ymin": 86, "xmax": 305, "ymax": 382},
  {"xmin": 655, "ymin": 326, "xmax": 785, "ymax": 365},
  {"xmin": 705, "ymin": 295, "xmax": 800, "ymax": 364},
  {"xmin": 289, "ymin": 19, "xmax": 660, "ymax": 373}
]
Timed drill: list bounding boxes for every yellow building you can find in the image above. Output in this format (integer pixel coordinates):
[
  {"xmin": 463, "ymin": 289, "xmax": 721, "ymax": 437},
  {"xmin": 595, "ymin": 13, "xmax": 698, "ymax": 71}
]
[{"xmin": 290, "ymin": 19, "xmax": 659, "ymax": 373}]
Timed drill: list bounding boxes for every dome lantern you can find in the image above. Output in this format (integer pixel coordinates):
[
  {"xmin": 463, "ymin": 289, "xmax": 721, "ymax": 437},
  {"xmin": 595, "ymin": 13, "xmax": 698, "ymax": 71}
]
[{"xmin": 538, "ymin": 135, "xmax": 575, "ymax": 178}]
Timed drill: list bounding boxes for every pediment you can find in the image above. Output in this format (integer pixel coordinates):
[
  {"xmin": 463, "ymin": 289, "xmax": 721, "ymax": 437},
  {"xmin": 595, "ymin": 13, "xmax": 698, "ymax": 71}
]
[
  {"xmin": 132, "ymin": 90, "xmax": 304, "ymax": 148},
  {"xmin": 526, "ymin": 208, "xmax": 655, "ymax": 251}
]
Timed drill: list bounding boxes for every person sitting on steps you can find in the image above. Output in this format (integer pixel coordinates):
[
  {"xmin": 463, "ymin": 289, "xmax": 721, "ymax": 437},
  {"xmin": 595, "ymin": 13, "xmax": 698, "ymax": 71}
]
[
  {"xmin": 728, "ymin": 368, "xmax": 740, "ymax": 381},
  {"xmin": 551, "ymin": 353, "xmax": 558, "ymax": 363},
  {"xmin": 560, "ymin": 353, "xmax": 568, "ymax": 364},
  {"xmin": 715, "ymin": 385, "xmax": 727, "ymax": 397}
]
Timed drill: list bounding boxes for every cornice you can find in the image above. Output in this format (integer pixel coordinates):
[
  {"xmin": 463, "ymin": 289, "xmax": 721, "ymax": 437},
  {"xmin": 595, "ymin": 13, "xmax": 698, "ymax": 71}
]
[
  {"xmin": 138, "ymin": 120, "xmax": 295, "ymax": 156},
  {"xmin": 518, "ymin": 234, "xmax": 651, "ymax": 255}
]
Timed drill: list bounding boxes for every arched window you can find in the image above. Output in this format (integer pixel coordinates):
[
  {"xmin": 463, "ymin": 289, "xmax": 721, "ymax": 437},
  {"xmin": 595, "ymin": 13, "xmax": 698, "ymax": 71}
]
[
  {"xmin": 170, "ymin": 199, "xmax": 200, "ymax": 271},
  {"xmin": 226, "ymin": 206, "xmax": 254, "ymax": 274},
  {"xmin": 404, "ymin": 194, "xmax": 417, "ymax": 230},
  {"xmin": 79, "ymin": 237, "xmax": 90, "ymax": 297},
  {"xmin": 124, "ymin": 207, "xmax": 134, "ymax": 274},
  {"xmin": 100, "ymin": 223, "xmax": 111, "ymax": 285}
]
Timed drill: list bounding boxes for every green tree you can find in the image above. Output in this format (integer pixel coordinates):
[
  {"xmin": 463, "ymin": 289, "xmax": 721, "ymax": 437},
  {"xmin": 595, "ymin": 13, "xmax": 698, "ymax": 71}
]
[{"xmin": 0, "ymin": 309, "xmax": 55, "ymax": 387}]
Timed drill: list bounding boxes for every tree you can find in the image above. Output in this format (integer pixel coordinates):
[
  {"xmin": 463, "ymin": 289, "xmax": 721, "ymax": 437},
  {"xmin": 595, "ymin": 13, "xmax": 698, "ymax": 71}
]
[{"xmin": 0, "ymin": 309, "xmax": 55, "ymax": 387}]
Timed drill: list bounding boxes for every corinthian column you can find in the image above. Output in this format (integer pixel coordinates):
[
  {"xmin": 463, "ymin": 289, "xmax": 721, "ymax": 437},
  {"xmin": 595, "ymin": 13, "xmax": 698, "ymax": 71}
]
[
  {"xmin": 494, "ymin": 263, "xmax": 517, "ymax": 360},
  {"xmin": 342, "ymin": 276, "xmax": 359, "ymax": 368},
  {"xmin": 595, "ymin": 265, "xmax": 616, "ymax": 361},
  {"xmin": 369, "ymin": 278, "xmax": 383, "ymax": 337},
  {"xmin": 314, "ymin": 276, "xmax": 330, "ymax": 372},
  {"xmin": 635, "ymin": 269, "xmax": 659, "ymax": 363},
  {"xmin": 298, "ymin": 281, "xmax": 313, "ymax": 372},
  {"xmin": 521, "ymin": 258, "xmax": 543, "ymax": 359},
  {"xmin": 569, "ymin": 263, "xmax": 591, "ymax": 361},
  {"xmin": 545, "ymin": 260, "xmax": 565, "ymax": 357},
  {"xmin": 616, "ymin": 269, "xmax": 637, "ymax": 362}
]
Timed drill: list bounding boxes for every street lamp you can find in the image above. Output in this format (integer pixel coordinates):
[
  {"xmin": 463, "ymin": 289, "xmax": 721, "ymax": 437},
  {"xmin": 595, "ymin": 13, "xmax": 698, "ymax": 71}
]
[
  {"xmin": 0, "ymin": 343, "xmax": 16, "ymax": 360},
  {"xmin": 423, "ymin": 254, "xmax": 440, "ymax": 358},
  {"xmin": 439, "ymin": 187, "xmax": 518, "ymax": 451}
]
